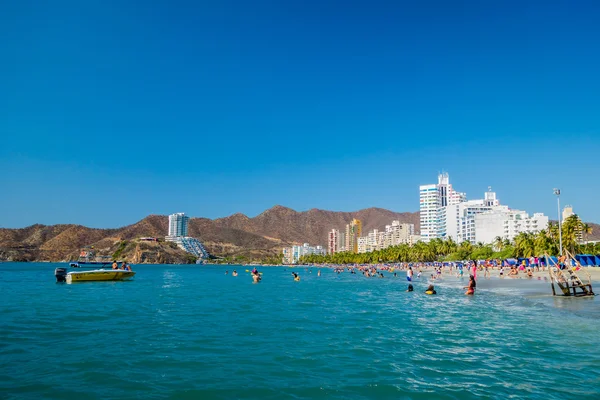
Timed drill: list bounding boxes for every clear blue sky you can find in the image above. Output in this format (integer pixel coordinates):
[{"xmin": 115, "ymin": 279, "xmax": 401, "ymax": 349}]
[{"xmin": 1, "ymin": 0, "xmax": 599, "ymax": 228}]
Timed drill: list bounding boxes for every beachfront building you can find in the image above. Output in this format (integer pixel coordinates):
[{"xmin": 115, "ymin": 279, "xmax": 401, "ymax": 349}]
[
  {"xmin": 328, "ymin": 229, "xmax": 339, "ymax": 254},
  {"xmin": 345, "ymin": 219, "xmax": 362, "ymax": 254},
  {"xmin": 444, "ymin": 200, "xmax": 498, "ymax": 244},
  {"xmin": 475, "ymin": 210, "xmax": 549, "ymax": 244},
  {"xmin": 165, "ymin": 212, "xmax": 210, "ymax": 259},
  {"xmin": 282, "ymin": 243, "xmax": 326, "ymax": 264},
  {"xmin": 409, "ymin": 234, "xmax": 422, "ymax": 245},
  {"xmin": 432, "ymin": 184, "xmax": 548, "ymax": 244},
  {"xmin": 356, "ymin": 222, "xmax": 416, "ymax": 254},
  {"xmin": 419, "ymin": 174, "xmax": 549, "ymax": 245},
  {"xmin": 419, "ymin": 173, "xmax": 466, "ymax": 242},
  {"xmin": 338, "ymin": 231, "xmax": 346, "ymax": 252},
  {"xmin": 384, "ymin": 221, "xmax": 415, "ymax": 247},
  {"xmin": 563, "ymin": 205, "xmax": 574, "ymax": 222},
  {"xmin": 357, "ymin": 237, "xmax": 368, "ymax": 254}
]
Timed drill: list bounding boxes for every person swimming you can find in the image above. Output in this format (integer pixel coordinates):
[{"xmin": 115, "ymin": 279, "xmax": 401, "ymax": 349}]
[
  {"xmin": 232, "ymin": 270, "xmax": 238, "ymax": 276},
  {"xmin": 251, "ymin": 268, "xmax": 261, "ymax": 282},
  {"xmin": 464, "ymin": 275, "xmax": 476, "ymax": 295},
  {"xmin": 406, "ymin": 284, "xmax": 414, "ymax": 292},
  {"xmin": 292, "ymin": 272, "xmax": 300, "ymax": 281},
  {"xmin": 425, "ymin": 284, "xmax": 437, "ymax": 295}
]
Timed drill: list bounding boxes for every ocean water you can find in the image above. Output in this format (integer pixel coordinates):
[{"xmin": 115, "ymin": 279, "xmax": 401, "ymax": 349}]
[{"xmin": 1, "ymin": 263, "xmax": 600, "ymax": 400}]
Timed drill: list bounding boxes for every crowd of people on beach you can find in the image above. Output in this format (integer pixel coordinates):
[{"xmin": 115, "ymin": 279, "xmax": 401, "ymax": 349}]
[{"xmin": 220, "ymin": 256, "xmax": 576, "ymax": 297}]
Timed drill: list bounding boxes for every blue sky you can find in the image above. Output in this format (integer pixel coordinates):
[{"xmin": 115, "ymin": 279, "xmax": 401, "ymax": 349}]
[{"xmin": 1, "ymin": 0, "xmax": 599, "ymax": 228}]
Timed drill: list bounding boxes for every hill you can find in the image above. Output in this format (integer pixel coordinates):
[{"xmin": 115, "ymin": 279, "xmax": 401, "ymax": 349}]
[
  {"xmin": 212, "ymin": 206, "xmax": 420, "ymax": 245},
  {"xmin": 0, "ymin": 207, "xmax": 420, "ymax": 262}
]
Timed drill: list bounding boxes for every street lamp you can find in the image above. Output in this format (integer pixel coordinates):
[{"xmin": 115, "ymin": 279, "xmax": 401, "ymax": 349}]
[{"xmin": 553, "ymin": 188, "xmax": 562, "ymax": 255}]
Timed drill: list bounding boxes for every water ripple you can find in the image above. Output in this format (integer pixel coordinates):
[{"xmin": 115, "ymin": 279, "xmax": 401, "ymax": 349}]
[{"xmin": 1, "ymin": 263, "xmax": 600, "ymax": 399}]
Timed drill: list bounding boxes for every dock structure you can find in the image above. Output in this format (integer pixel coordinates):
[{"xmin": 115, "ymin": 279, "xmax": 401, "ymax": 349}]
[{"xmin": 546, "ymin": 251, "xmax": 595, "ymax": 297}]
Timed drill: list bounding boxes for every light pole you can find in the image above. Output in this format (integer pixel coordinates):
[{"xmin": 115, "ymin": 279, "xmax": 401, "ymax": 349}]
[{"xmin": 553, "ymin": 188, "xmax": 562, "ymax": 255}]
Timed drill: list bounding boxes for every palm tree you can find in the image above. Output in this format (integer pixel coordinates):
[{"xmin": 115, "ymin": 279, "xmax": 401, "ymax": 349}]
[
  {"xmin": 514, "ymin": 232, "xmax": 535, "ymax": 258},
  {"xmin": 446, "ymin": 237, "xmax": 458, "ymax": 254},
  {"xmin": 534, "ymin": 230, "xmax": 556, "ymax": 256},
  {"xmin": 494, "ymin": 236, "xmax": 504, "ymax": 251},
  {"xmin": 581, "ymin": 223, "xmax": 593, "ymax": 243},
  {"xmin": 562, "ymin": 214, "xmax": 581, "ymax": 254}
]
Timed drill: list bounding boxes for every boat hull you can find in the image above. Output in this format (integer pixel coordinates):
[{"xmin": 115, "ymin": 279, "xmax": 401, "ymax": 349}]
[{"xmin": 66, "ymin": 269, "xmax": 136, "ymax": 283}]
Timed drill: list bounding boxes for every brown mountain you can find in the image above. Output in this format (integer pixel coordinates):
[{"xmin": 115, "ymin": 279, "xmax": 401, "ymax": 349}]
[{"xmin": 212, "ymin": 205, "xmax": 420, "ymax": 246}]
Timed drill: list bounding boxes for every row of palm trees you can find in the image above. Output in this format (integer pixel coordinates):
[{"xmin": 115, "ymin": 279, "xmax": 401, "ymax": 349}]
[{"xmin": 299, "ymin": 214, "xmax": 597, "ymax": 265}]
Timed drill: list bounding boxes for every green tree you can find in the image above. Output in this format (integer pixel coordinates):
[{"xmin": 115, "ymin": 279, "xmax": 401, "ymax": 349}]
[{"xmin": 514, "ymin": 232, "xmax": 535, "ymax": 258}]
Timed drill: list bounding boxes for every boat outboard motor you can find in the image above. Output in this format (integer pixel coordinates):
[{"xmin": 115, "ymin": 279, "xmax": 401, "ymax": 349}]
[{"xmin": 55, "ymin": 267, "xmax": 68, "ymax": 283}]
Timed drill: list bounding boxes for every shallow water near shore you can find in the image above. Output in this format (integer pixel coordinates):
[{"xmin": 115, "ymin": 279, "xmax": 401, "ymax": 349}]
[{"xmin": 1, "ymin": 262, "xmax": 600, "ymax": 399}]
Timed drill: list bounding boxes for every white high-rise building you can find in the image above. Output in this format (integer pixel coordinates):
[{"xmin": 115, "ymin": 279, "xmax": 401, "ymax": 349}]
[
  {"xmin": 384, "ymin": 221, "xmax": 415, "ymax": 246},
  {"xmin": 357, "ymin": 237, "xmax": 368, "ymax": 254},
  {"xmin": 419, "ymin": 175, "xmax": 548, "ymax": 245},
  {"xmin": 338, "ymin": 232, "xmax": 346, "ymax": 252},
  {"xmin": 562, "ymin": 205, "xmax": 574, "ymax": 222},
  {"xmin": 356, "ymin": 222, "xmax": 416, "ymax": 253},
  {"xmin": 445, "ymin": 200, "xmax": 501, "ymax": 243},
  {"xmin": 443, "ymin": 187, "xmax": 548, "ymax": 244},
  {"xmin": 283, "ymin": 243, "xmax": 326, "ymax": 264},
  {"xmin": 165, "ymin": 212, "xmax": 210, "ymax": 259},
  {"xmin": 419, "ymin": 173, "xmax": 465, "ymax": 242},
  {"xmin": 168, "ymin": 212, "xmax": 189, "ymax": 238}
]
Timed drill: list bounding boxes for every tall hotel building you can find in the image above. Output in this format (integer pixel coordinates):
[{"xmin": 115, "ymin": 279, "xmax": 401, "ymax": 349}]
[
  {"xmin": 420, "ymin": 174, "xmax": 548, "ymax": 244},
  {"xmin": 328, "ymin": 229, "xmax": 339, "ymax": 254},
  {"xmin": 419, "ymin": 173, "xmax": 465, "ymax": 242},
  {"xmin": 345, "ymin": 219, "xmax": 362, "ymax": 254},
  {"xmin": 167, "ymin": 212, "xmax": 189, "ymax": 238}
]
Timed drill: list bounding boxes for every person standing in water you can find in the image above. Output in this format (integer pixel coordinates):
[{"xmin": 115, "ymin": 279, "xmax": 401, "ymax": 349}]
[
  {"xmin": 407, "ymin": 266, "xmax": 413, "ymax": 282},
  {"xmin": 464, "ymin": 275, "xmax": 476, "ymax": 295}
]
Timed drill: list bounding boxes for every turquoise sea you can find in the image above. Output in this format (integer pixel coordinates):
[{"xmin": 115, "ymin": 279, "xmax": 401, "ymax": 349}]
[{"xmin": 1, "ymin": 263, "xmax": 600, "ymax": 399}]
